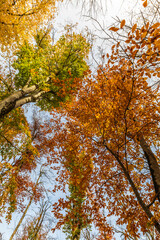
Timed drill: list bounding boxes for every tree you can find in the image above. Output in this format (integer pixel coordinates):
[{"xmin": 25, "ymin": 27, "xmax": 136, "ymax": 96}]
[
  {"xmin": 43, "ymin": 111, "xmax": 114, "ymax": 239},
  {"xmin": 0, "ymin": 0, "xmax": 148, "ymax": 120},
  {"xmin": 0, "ymin": 27, "xmax": 90, "ymax": 119},
  {"xmin": 1, "ymin": 0, "xmax": 159, "ymax": 238},
  {"xmin": 2, "ymin": 111, "xmax": 57, "ymax": 238},
  {"xmin": 46, "ymin": 15, "xmax": 160, "ymax": 239},
  {"xmin": 9, "ymin": 171, "xmax": 43, "ymax": 240},
  {"xmin": 0, "ymin": 112, "xmax": 47, "ymax": 221},
  {"xmin": 0, "ymin": 24, "xmax": 90, "ymax": 218},
  {"xmin": 61, "ymin": 148, "xmax": 93, "ymax": 239}
]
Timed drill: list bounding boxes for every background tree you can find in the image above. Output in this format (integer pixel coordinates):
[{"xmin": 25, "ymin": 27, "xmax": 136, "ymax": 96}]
[
  {"xmin": 42, "ymin": 110, "xmax": 114, "ymax": 240},
  {"xmin": 0, "ymin": 110, "xmax": 50, "ymax": 222},
  {"xmin": 0, "ymin": 110, "xmax": 39, "ymax": 221},
  {"xmin": 0, "ymin": 26, "xmax": 90, "ymax": 220},
  {"xmin": 1, "ymin": 111, "xmax": 58, "ymax": 239},
  {"xmin": 15, "ymin": 201, "xmax": 51, "ymax": 240}
]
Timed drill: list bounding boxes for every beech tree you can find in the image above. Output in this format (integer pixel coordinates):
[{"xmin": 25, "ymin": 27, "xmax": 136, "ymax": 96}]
[
  {"xmin": 42, "ymin": 12, "xmax": 160, "ymax": 239},
  {"xmin": 0, "ymin": 25, "xmax": 89, "ymax": 219},
  {"xmin": 41, "ymin": 112, "xmax": 113, "ymax": 239},
  {"xmin": 0, "ymin": 7, "xmax": 90, "ymax": 221},
  {"xmin": 0, "ymin": 28, "xmax": 89, "ymax": 119},
  {"xmin": 0, "ymin": 113, "xmax": 48, "ymax": 221}
]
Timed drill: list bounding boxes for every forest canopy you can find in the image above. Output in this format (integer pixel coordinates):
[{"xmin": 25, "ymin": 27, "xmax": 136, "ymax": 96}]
[{"xmin": 0, "ymin": 0, "xmax": 160, "ymax": 239}]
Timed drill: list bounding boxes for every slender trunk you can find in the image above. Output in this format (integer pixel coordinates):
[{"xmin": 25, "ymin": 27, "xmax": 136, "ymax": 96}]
[
  {"xmin": 117, "ymin": 154, "xmax": 160, "ymax": 233},
  {"xmin": 9, "ymin": 174, "xmax": 41, "ymax": 240},
  {"xmin": 31, "ymin": 203, "xmax": 48, "ymax": 239},
  {"xmin": 72, "ymin": 217, "xmax": 81, "ymax": 239},
  {"xmin": 9, "ymin": 196, "xmax": 33, "ymax": 240}
]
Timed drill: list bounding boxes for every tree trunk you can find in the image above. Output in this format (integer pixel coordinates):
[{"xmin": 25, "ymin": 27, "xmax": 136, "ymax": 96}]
[
  {"xmin": 9, "ymin": 174, "xmax": 41, "ymax": 240},
  {"xmin": 0, "ymin": 85, "xmax": 37, "ymax": 119},
  {"xmin": 138, "ymin": 135, "xmax": 160, "ymax": 201},
  {"xmin": 9, "ymin": 196, "xmax": 33, "ymax": 240}
]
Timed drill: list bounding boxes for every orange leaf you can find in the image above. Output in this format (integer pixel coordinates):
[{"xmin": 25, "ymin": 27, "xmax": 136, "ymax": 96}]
[
  {"xmin": 143, "ymin": 0, "xmax": 147, "ymax": 7},
  {"xmin": 120, "ymin": 19, "xmax": 126, "ymax": 28},
  {"xmin": 125, "ymin": 39, "xmax": 130, "ymax": 43},
  {"xmin": 109, "ymin": 27, "xmax": 119, "ymax": 32},
  {"xmin": 141, "ymin": 31, "xmax": 147, "ymax": 39},
  {"xmin": 132, "ymin": 24, "xmax": 137, "ymax": 33},
  {"xmin": 155, "ymin": 39, "xmax": 160, "ymax": 49},
  {"xmin": 146, "ymin": 22, "xmax": 149, "ymax": 29},
  {"xmin": 151, "ymin": 23, "xmax": 160, "ymax": 29},
  {"xmin": 111, "ymin": 45, "xmax": 115, "ymax": 50}
]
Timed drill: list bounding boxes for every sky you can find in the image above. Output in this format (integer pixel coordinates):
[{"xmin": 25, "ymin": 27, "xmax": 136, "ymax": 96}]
[{"xmin": 0, "ymin": 0, "xmax": 146, "ymax": 239}]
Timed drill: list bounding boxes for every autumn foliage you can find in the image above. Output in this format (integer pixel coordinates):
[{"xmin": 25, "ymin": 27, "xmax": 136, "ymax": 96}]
[
  {"xmin": 0, "ymin": 0, "xmax": 160, "ymax": 239},
  {"xmin": 0, "ymin": 0, "xmax": 58, "ymax": 45},
  {"xmin": 0, "ymin": 1, "xmax": 91, "ymax": 238},
  {"xmin": 43, "ymin": 17, "xmax": 160, "ymax": 239}
]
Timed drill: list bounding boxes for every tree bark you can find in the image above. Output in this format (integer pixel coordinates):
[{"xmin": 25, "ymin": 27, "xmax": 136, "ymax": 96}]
[
  {"xmin": 138, "ymin": 135, "xmax": 160, "ymax": 201},
  {"xmin": 31, "ymin": 202, "xmax": 48, "ymax": 239},
  {"xmin": 0, "ymin": 85, "xmax": 37, "ymax": 119}
]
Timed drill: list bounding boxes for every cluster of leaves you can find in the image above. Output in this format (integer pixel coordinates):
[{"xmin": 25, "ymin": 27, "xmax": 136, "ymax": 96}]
[
  {"xmin": 13, "ymin": 29, "xmax": 90, "ymax": 109},
  {"xmin": 0, "ymin": 0, "xmax": 59, "ymax": 45},
  {"xmin": 0, "ymin": 111, "xmax": 46, "ymax": 221}
]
